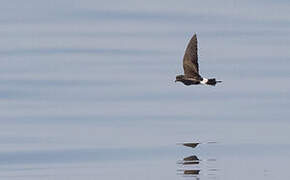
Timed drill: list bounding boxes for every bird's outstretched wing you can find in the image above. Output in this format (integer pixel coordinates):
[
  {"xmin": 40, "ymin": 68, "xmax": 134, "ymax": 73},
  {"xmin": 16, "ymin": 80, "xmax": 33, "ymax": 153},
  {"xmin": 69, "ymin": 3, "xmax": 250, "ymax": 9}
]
[{"xmin": 182, "ymin": 34, "xmax": 201, "ymax": 79}]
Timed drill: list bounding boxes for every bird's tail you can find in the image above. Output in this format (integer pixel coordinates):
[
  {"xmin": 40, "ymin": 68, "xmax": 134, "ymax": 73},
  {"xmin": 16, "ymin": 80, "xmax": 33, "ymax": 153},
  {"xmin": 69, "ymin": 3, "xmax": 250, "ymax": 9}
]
[{"xmin": 206, "ymin": 78, "xmax": 222, "ymax": 86}]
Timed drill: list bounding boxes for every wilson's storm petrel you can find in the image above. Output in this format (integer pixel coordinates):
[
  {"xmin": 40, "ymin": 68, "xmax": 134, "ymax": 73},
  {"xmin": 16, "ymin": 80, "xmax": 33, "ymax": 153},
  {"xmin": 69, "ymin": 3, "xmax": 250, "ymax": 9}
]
[{"xmin": 175, "ymin": 34, "xmax": 222, "ymax": 86}]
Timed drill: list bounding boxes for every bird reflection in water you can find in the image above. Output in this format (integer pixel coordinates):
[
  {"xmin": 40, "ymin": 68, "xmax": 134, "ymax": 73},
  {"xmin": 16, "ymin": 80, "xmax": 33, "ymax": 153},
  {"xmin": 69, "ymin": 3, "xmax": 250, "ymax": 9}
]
[
  {"xmin": 178, "ymin": 155, "xmax": 200, "ymax": 165},
  {"xmin": 177, "ymin": 155, "xmax": 201, "ymax": 179},
  {"xmin": 183, "ymin": 169, "xmax": 200, "ymax": 175},
  {"xmin": 177, "ymin": 141, "xmax": 219, "ymax": 179},
  {"xmin": 182, "ymin": 143, "xmax": 200, "ymax": 148}
]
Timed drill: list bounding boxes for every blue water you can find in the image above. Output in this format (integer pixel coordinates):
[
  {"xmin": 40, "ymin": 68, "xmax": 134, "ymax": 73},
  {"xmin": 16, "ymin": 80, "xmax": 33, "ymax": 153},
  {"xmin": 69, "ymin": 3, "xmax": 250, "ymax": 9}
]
[{"xmin": 0, "ymin": 0, "xmax": 290, "ymax": 179}]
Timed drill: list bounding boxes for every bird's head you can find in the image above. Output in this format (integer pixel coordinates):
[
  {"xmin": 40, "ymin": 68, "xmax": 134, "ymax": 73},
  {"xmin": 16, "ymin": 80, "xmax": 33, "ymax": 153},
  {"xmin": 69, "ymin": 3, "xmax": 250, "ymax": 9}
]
[{"xmin": 175, "ymin": 75, "xmax": 185, "ymax": 82}]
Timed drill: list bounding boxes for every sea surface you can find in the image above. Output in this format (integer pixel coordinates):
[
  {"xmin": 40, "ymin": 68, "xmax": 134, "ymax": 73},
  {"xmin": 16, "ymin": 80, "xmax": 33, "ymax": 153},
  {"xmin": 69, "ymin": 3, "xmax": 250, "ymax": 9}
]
[{"xmin": 0, "ymin": 0, "xmax": 290, "ymax": 179}]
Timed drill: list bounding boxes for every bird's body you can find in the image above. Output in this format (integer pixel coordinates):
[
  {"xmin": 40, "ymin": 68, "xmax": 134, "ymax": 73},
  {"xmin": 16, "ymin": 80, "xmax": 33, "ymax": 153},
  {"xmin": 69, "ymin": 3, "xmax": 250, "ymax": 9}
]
[{"xmin": 175, "ymin": 34, "xmax": 221, "ymax": 86}]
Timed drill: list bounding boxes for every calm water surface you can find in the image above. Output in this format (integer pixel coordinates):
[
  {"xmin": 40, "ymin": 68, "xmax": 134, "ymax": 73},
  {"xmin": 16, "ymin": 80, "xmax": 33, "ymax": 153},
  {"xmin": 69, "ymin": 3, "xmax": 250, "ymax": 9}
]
[{"xmin": 0, "ymin": 0, "xmax": 290, "ymax": 179}]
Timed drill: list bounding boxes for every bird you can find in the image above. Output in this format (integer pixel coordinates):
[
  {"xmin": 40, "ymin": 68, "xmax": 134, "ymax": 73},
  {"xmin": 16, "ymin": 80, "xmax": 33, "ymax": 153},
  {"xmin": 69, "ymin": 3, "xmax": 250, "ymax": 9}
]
[{"xmin": 175, "ymin": 34, "xmax": 222, "ymax": 86}]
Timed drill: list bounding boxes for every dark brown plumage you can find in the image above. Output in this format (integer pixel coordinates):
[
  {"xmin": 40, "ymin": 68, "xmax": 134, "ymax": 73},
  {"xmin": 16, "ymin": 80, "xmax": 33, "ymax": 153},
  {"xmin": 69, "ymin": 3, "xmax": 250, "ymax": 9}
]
[
  {"xmin": 175, "ymin": 34, "xmax": 222, "ymax": 86},
  {"xmin": 183, "ymin": 34, "xmax": 201, "ymax": 80}
]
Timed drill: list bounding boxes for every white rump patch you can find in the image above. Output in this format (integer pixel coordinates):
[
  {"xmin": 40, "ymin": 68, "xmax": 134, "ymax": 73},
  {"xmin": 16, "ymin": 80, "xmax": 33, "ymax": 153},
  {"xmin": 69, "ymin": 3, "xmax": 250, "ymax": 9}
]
[{"xmin": 200, "ymin": 78, "xmax": 208, "ymax": 84}]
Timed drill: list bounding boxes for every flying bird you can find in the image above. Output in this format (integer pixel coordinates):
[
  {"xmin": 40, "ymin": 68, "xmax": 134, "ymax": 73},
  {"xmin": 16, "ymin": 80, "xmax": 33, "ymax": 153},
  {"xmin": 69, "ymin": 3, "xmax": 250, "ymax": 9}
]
[{"xmin": 175, "ymin": 34, "xmax": 222, "ymax": 86}]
